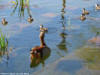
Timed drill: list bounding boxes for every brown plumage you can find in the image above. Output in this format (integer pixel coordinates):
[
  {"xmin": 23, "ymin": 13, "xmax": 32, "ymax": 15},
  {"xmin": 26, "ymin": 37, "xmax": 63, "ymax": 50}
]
[
  {"xmin": 1, "ymin": 18, "xmax": 8, "ymax": 25},
  {"xmin": 80, "ymin": 14, "xmax": 86, "ymax": 21},
  {"xmin": 27, "ymin": 15, "xmax": 34, "ymax": 23},
  {"xmin": 82, "ymin": 8, "xmax": 89, "ymax": 15},
  {"xmin": 95, "ymin": 4, "xmax": 100, "ymax": 10}
]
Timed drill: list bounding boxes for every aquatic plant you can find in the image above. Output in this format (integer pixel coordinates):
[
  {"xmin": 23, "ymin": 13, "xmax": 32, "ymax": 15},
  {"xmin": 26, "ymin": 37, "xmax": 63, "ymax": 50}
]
[
  {"xmin": 0, "ymin": 30, "xmax": 9, "ymax": 63},
  {"xmin": 11, "ymin": 0, "xmax": 31, "ymax": 18},
  {"xmin": 0, "ymin": 30, "xmax": 8, "ymax": 50}
]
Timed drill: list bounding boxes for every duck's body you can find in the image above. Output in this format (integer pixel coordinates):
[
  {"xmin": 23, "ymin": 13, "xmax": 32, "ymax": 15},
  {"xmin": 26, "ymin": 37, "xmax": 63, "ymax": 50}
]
[
  {"xmin": 80, "ymin": 14, "xmax": 86, "ymax": 21},
  {"xmin": 40, "ymin": 25, "xmax": 48, "ymax": 32},
  {"xmin": 95, "ymin": 4, "xmax": 100, "ymax": 10},
  {"xmin": 27, "ymin": 15, "xmax": 34, "ymax": 23},
  {"xmin": 82, "ymin": 8, "xmax": 89, "ymax": 15},
  {"xmin": 1, "ymin": 18, "xmax": 8, "ymax": 25},
  {"xmin": 30, "ymin": 45, "xmax": 50, "ymax": 68}
]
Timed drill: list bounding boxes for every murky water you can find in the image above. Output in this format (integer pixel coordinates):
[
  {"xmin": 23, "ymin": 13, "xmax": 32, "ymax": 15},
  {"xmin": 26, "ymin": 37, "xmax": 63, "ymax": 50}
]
[{"xmin": 0, "ymin": 0, "xmax": 100, "ymax": 75}]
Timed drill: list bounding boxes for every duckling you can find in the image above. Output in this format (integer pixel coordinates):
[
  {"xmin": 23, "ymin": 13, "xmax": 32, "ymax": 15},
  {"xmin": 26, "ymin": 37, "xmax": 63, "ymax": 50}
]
[
  {"xmin": 80, "ymin": 14, "xmax": 86, "ymax": 21},
  {"xmin": 27, "ymin": 15, "xmax": 34, "ymax": 23},
  {"xmin": 40, "ymin": 25, "xmax": 48, "ymax": 32},
  {"xmin": 1, "ymin": 18, "xmax": 8, "ymax": 25},
  {"xmin": 82, "ymin": 8, "xmax": 89, "ymax": 15},
  {"xmin": 88, "ymin": 32, "xmax": 100, "ymax": 44},
  {"xmin": 95, "ymin": 4, "xmax": 100, "ymax": 10}
]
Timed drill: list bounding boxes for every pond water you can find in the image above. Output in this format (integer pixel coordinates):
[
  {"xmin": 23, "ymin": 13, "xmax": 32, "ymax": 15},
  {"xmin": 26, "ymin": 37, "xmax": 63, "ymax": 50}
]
[{"xmin": 0, "ymin": 0, "xmax": 100, "ymax": 75}]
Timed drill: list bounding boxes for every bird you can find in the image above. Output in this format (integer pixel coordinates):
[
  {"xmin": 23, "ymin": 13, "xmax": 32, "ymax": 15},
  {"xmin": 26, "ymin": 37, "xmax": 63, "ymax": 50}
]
[
  {"xmin": 30, "ymin": 30, "xmax": 51, "ymax": 68},
  {"xmin": 80, "ymin": 14, "xmax": 86, "ymax": 21},
  {"xmin": 27, "ymin": 15, "xmax": 34, "ymax": 23},
  {"xmin": 1, "ymin": 18, "xmax": 8, "ymax": 25},
  {"xmin": 40, "ymin": 25, "xmax": 48, "ymax": 32},
  {"xmin": 30, "ymin": 30, "xmax": 47, "ymax": 55},
  {"xmin": 88, "ymin": 32, "xmax": 100, "ymax": 44},
  {"xmin": 82, "ymin": 8, "xmax": 89, "ymax": 15},
  {"xmin": 95, "ymin": 4, "xmax": 100, "ymax": 10}
]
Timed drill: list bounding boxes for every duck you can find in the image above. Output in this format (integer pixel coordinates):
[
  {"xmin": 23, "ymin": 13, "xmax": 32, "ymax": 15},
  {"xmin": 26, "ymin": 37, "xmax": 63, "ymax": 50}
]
[
  {"xmin": 80, "ymin": 14, "xmax": 86, "ymax": 21},
  {"xmin": 30, "ymin": 30, "xmax": 47, "ymax": 55},
  {"xmin": 1, "ymin": 18, "xmax": 8, "ymax": 25},
  {"xmin": 88, "ymin": 32, "xmax": 100, "ymax": 44},
  {"xmin": 95, "ymin": 4, "xmax": 100, "ymax": 10},
  {"xmin": 27, "ymin": 15, "xmax": 34, "ymax": 23},
  {"xmin": 40, "ymin": 25, "xmax": 48, "ymax": 32},
  {"xmin": 82, "ymin": 8, "xmax": 89, "ymax": 15},
  {"xmin": 30, "ymin": 30, "xmax": 51, "ymax": 68}
]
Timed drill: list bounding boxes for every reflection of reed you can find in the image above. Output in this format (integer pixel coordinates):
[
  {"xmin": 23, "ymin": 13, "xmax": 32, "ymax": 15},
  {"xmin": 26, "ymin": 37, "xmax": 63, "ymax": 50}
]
[
  {"xmin": 0, "ymin": 30, "xmax": 10, "ymax": 66},
  {"xmin": 11, "ymin": 0, "xmax": 31, "ymax": 18},
  {"xmin": 57, "ymin": 0, "xmax": 67, "ymax": 52},
  {"xmin": 30, "ymin": 31, "xmax": 51, "ymax": 68},
  {"xmin": 61, "ymin": 0, "xmax": 66, "ymax": 30},
  {"xmin": 57, "ymin": 32, "xmax": 67, "ymax": 51}
]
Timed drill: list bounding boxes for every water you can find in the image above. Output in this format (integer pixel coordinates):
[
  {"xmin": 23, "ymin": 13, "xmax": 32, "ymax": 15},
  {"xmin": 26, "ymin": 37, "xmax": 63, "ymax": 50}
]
[{"xmin": 0, "ymin": 0, "xmax": 100, "ymax": 75}]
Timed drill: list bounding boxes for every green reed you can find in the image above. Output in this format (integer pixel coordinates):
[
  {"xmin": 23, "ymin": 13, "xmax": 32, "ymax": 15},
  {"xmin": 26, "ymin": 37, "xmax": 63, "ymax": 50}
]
[
  {"xmin": 0, "ymin": 30, "xmax": 8, "ymax": 50},
  {"xmin": 11, "ymin": 0, "xmax": 31, "ymax": 18}
]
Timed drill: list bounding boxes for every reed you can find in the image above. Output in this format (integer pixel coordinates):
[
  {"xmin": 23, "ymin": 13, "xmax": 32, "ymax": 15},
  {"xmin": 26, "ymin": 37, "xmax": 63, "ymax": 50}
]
[
  {"xmin": 11, "ymin": 0, "xmax": 31, "ymax": 18},
  {"xmin": 0, "ymin": 30, "xmax": 8, "ymax": 50}
]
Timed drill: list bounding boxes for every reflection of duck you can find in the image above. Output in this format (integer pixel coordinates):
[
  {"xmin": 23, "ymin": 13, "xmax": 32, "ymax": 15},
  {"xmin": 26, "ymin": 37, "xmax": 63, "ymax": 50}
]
[
  {"xmin": 40, "ymin": 25, "xmax": 48, "ymax": 32},
  {"xmin": 30, "ymin": 30, "xmax": 51, "ymax": 68},
  {"xmin": 80, "ymin": 14, "xmax": 86, "ymax": 21},
  {"xmin": 27, "ymin": 15, "xmax": 34, "ymax": 23},
  {"xmin": 95, "ymin": 4, "xmax": 100, "ymax": 10},
  {"xmin": 82, "ymin": 8, "xmax": 89, "ymax": 15},
  {"xmin": 1, "ymin": 18, "xmax": 8, "ymax": 25}
]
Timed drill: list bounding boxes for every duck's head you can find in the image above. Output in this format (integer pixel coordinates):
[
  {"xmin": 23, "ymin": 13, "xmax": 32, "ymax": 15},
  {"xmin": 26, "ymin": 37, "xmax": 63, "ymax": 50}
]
[
  {"xmin": 29, "ymin": 15, "xmax": 32, "ymax": 18},
  {"xmin": 30, "ymin": 46, "xmax": 44, "ymax": 54},
  {"xmin": 40, "ymin": 25, "xmax": 43, "ymax": 28},
  {"xmin": 83, "ymin": 8, "xmax": 85, "ymax": 11},
  {"xmin": 2, "ymin": 18, "xmax": 6, "ymax": 22},
  {"xmin": 30, "ymin": 50, "xmax": 36, "ymax": 54},
  {"xmin": 30, "ymin": 47, "xmax": 38, "ymax": 54},
  {"xmin": 95, "ymin": 4, "xmax": 98, "ymax": 7}
]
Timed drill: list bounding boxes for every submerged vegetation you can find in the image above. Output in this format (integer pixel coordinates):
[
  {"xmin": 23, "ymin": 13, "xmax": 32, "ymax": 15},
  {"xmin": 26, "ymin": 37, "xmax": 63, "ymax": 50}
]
[{"xmin": 76, "ymin": 46, "xmax": 100, "ymax": 70}]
